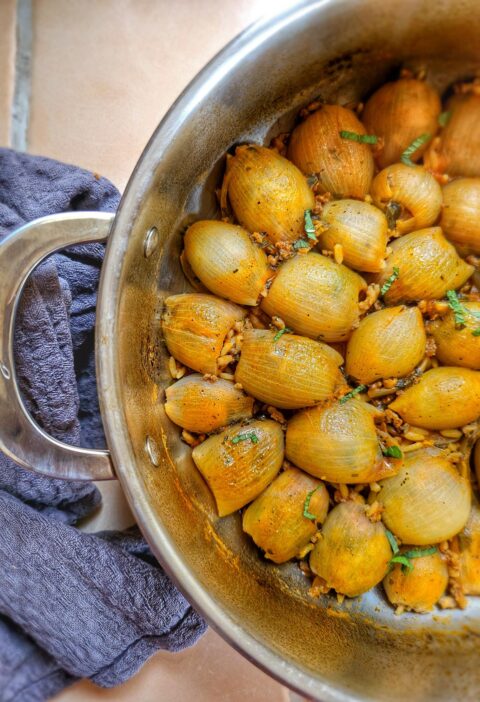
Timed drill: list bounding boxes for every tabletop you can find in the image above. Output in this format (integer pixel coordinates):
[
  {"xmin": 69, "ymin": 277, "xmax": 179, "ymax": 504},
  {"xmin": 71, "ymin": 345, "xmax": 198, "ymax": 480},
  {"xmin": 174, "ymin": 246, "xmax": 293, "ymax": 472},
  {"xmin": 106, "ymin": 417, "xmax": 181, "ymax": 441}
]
[{"xmin": 0, "ymin": 1, "xmax": 304, "ymax": 700}]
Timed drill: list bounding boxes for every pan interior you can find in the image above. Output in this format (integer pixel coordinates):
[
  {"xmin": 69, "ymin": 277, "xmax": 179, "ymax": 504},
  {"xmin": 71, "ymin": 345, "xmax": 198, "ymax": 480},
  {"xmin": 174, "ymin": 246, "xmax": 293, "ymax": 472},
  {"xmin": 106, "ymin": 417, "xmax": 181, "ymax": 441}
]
[{"xmin": 102, "ymin": 2, "xmax": 480, "ymax": 700}]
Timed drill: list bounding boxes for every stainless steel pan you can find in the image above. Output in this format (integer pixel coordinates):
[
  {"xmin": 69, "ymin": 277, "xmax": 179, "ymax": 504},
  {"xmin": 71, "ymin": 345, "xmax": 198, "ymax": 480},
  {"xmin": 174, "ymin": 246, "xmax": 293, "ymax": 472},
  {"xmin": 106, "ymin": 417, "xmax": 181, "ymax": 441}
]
[{"xmin": 1, "ymin": 2, "xmax": 480, "ymax": 700}]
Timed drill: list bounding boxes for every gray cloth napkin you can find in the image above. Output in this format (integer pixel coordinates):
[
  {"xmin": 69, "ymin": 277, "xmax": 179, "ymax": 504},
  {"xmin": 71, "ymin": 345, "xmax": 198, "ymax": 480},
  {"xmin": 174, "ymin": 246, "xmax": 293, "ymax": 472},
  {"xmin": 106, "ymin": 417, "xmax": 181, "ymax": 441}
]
[{"xmin": 0, "ymin": 149, "xmax": 206, "ymax": 702}]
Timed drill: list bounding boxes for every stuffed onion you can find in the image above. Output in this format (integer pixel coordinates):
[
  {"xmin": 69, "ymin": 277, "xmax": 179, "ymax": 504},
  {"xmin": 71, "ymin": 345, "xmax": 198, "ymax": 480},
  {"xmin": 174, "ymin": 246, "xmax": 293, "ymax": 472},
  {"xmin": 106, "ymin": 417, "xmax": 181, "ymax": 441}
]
[{"xmin": 160, "ymin": 72, "xmax": 480, "ymax": 615}]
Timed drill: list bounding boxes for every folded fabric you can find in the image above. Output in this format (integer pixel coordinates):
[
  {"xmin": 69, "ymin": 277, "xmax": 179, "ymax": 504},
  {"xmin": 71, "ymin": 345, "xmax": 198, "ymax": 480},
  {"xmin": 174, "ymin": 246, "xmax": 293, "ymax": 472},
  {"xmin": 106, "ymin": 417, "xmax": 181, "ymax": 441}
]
[{"xmin": 0, "ymin": 149, "xmax": 206, "ymax": 702}]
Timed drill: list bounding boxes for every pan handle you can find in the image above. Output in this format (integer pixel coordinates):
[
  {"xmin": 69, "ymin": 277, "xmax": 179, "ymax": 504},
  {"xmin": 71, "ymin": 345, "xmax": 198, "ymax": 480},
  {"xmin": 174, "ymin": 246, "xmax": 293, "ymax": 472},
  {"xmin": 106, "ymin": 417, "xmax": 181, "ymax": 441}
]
[{"xmin": 0, "ymin": 212, "xmax": 115, "ymax": 480}]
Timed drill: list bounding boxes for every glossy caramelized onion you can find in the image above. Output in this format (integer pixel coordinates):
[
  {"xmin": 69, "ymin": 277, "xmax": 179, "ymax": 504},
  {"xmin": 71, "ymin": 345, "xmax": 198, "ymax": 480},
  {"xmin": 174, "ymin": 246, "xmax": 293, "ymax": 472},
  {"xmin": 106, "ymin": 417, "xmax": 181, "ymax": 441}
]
[
  {"xmin": 288, "ymin": 104, "xmax": 374, "ymax": 198},
  {"xmin": 362, "ymin": 78, "xmax": 440, "ymax": 169},
  {"xmin": 243, "ymin": 468, "xmax": 329, "ymax": 564},
  {"xmin": 162, "ymin": 293, "xmax": 245, "ymax": 375},
  {"xmin": 475, "ymin": 440, "xmax": 480, "ymax": 491},
  {"xmin": 389, "ymin": 366, "xmax": 480, "ymax": 430},
  {"xmin": 440, "ymin": 178, "xmax": 480, "ymax": 255},
  {"xmin": 285, "ymin": 399, "xmax": 386, "ymax": 484},
  {"xmin": 383, "ymin": 548, "xmax": 448, "ymax": 612},
  {"xmin": 261, "ymin": 252, "xmax": 367, "ymax": 342},
  {"xmin": 235, "ymin": 329, "xmax": 344, "ymax": 409},
  {"xmin": 165, "ymin": 374, "xmax": 254, "ymax": 433},
  {"xmin": 192, "ymin": 419, "xmax": 284, "ymax": 517},
  {"xmin": 424, "ymin": 94, "xmax": 480, "ymax": 177},
  {"xmin": 458, "ymin": 501, "xmax": 480, "ymax": 595},
  {"xmin": 378, "ymin": 451, "xmax": 471, "ymax": 545},
  {"xmin": 346, "ymin": 306, "xmax": 426, "ymax": 384},
  {"xmin": 226, "ymin": 144, "xmax": 314, "ymax": 243},
  {"xmin": 374, "ymin": 227, "xmax": 473, "ymax": 305},
  {"xmin": 309, "ymin": 502, "xmax": 391, "ymax": 597},
  {"xmin": 370, "ymin": 164, "xmax": 442, "ymax": 235},
  {"xmin": 319, "ymin": 199, "xmax": 388, "ymax": 273},
  {"xmin": 428, "ymin": 302, "xmax": 480, "ymax": 370},
  {"xmin": 183, "ymin": 220, "xmax": 270, "ymax": 305}
]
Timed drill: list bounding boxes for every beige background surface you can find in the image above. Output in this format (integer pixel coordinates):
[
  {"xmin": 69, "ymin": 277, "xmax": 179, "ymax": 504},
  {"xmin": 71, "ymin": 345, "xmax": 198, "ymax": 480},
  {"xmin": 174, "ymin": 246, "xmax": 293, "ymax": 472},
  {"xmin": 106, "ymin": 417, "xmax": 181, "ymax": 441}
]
[
  {"xmin": 0, "ymin": 0, "xmax": 15, "ymax": 145},
  {"xmin": 29, "ymin": 0, "xmax": 293, "ymax": 190},
  {"xmin": 0, "ymin": 0, "xmax": 303, "ymax": 700}
]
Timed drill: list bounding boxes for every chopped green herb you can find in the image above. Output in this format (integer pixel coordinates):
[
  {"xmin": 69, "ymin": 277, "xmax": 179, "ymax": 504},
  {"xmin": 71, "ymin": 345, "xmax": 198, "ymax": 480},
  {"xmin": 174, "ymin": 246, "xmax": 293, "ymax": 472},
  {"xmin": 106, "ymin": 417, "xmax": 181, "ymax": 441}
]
[
  {"xmin": 385, "ymin": 529, "xmax": 399, "ymax": 555},
  {"xmin": 400, "ymin": 133, "xmax": 431, "ymax": 166},
  {"xmin": 304, "ymin": 209, "xmax": 316, "ymax": 240},
  {"xmin": 385, "ymin": 201, "xmax": 402, "ymax": 230},
  {"xmin": 339, "ymin": 130, "xmax": 378, "ymax": 144},
  {"xmin": 382, "ymin": 445, "xmax": 403, "ymax": 459},
  {"xmin": 303, "ymin": 487, "xmax": 321, "ymax": 520},
  {"xmin": 231, "ymin": 431, "xmax": 259, "ymax": 445},
  {"xmin": 445, "ymin": 291, "xmax": 480, "ymax": 332},
  {"xmin": 273, "ymin": 327, "xmax": 292, "ymax": 342},
  {"xmin": 438, "ymin": 111, "xmax": 452, "ymax": 127},
  {"xmin": 389, "ymin": 546, "xmax": 437, "ymax": 573},
  {"xmin": 467, "ymin": 306, "xmax": 480, "ymax": 320},
  {"xmin": 389, "ymin": 555, "xmax": 414, "ymax": 573},
  {"xmin": 380, "ymin": 266, "xmax": 400, "ymax": 296},
  {"xmin": 446, "ymin": 290, "xmax": 466, "ymax": 327},
  {"xmin": 403, "ymin": 546, "xmax": 438, "ymax": 559},
  {"xmin": 293, "ymin": 239, "xmax": 310, "ymax": 250},
  {"xmin": 339, "ymin": 385, "xmax": 367, "ymax": 404}
]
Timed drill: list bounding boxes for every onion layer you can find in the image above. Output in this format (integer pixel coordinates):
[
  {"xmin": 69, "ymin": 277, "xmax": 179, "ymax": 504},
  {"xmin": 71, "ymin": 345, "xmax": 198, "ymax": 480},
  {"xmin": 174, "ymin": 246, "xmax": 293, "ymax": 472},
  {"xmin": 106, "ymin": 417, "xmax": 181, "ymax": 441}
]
[
  {"xmin": 383, "ymin": 548, "xmax": 448, "ymax": 612},
  {"xmin": 374, "ymin": 227, "xmax": 473, "ymax": 305},
  {"xmin": 285, "ymin": 398, "xmax": 387, "ymax": 484},
  {"xmin": 362, "ymin": 78, "xmax": 440, "ymax": 169},
  {"xmin": 288, "ymin": 104, "xmax": 374, "ymax": 198},
  {"xmin": 261, "ymin": 252, "xmax": 367, "ymax": 342},
  {"xmin": 378, "ymin": 451, "xmax": 471, "ymax": 545},
  {"xmin": 389, "ymin": 366, "xmax": 480, "ymax": 430},
  {"xmin": 243, "ymin": 468, "xmax": 329, "ymax": 564},
  {"xmin": 370, "ymin": 164, "xmax": 442, "ymax": 235},
  {"xmin": 346, "ymin": 305, "xmax": 426, "ymax": 384},
  {"xmin": 428, "ymin": 302, "xmax": 480, "ymax": 370},
  {"xmin": 162, "ymin": 293, "xmax": 245, "ymax": 375},
  {"xmin": 320, "ymin": 199, "xmax": 388, "ymax": 273},
  {"xmin": 458, "ymin": 501, "xmax": 480, "ymax": 596},
  {"xmin": 165, "ymin": 374, "xmax": 254, "ymax": 433},
  {"xmin": 192, "ymin": 419, "xmax": 284, "ymax": 517},
  {"xmin": 227, "ymin": 144, "xmax": 314, "ymax": 244},
  {"xmin": 235, "ymin": 329, "xmax": 344, "ymax": 409},
  {"xmin": 310, "ymin": 502, "xmax": 391, "ymax": 597},
  {"xmin": 184, "ymin": 220, "xmax": 270, "ymax": 305},
  {"xmin": 440, "ymin": 178, "xmax": 480, "ymax": 256},
  {"xmin": 424, "ymin": 94, "xmax": 480, "ymax": 177}
]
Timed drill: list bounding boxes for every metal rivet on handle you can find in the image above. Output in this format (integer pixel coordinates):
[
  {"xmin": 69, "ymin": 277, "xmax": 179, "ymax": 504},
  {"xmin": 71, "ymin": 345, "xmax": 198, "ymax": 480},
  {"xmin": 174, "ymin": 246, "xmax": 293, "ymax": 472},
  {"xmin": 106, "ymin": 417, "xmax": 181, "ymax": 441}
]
[
  {"xmin": 0, "ymin": 362, "xmax": 11, "ymax": 380},
  {"xmin": 143, "ymin": 226, "xmax": 159, "ymax": 258},
  {"xmin": 145, "ymin": 435, "xmax": 160, "ymax": 466}
]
